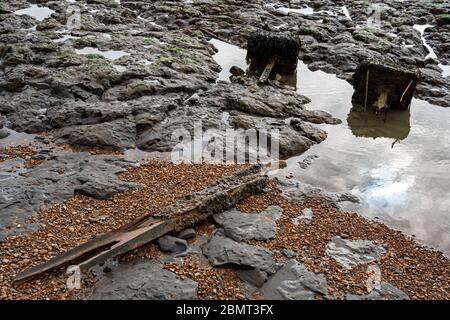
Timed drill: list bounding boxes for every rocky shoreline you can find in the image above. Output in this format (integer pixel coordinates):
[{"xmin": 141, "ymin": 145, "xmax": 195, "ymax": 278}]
[
  {"xmin": 1, "ymin": 162, "xmax": 449, "ymax": 300},
  {"xmin": 0, "ymin": 0, "xmax": 449, "ymax": 300}
]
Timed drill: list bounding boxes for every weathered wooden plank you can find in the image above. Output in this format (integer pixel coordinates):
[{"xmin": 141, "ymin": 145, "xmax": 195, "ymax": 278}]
[
  {"xmin": 13, "ymin": 219, "xmax": 172, "ymax": 285},
  {"xmin": 78, "ymin": 220, "xmax": 175, "ymax": 272},
  {"xmin": 13, "ymin": 166, "xmax": 268, "ymax": 284}
]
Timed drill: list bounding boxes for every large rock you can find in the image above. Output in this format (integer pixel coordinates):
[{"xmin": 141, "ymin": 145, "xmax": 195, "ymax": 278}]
[
  {"xmin": 212, "ymin": 205, "xmax": 283, "ymax": 241},
  {"xmin": 90, "ymin": 261, "xmax": 198, "ymax": 300},
  {"xmin": 326, "ymin": 236, "xmax": 387, "ymax": 269},
  {"xmin": 53, "ymin": 117, "xmax": 137, "ymax": 150},
  {"xmin": 201, "ymin": 231, "xmax": 278, "ymax": 275},
  {"xmin": 257, "ymin": 260, "xmax": 329, "ymax": 300}
]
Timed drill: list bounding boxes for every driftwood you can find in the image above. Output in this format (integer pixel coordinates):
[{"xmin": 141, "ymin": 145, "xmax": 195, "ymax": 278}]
[{"xmin": 13, "ymin": 165, "xmax": 268, "ymax": 285}]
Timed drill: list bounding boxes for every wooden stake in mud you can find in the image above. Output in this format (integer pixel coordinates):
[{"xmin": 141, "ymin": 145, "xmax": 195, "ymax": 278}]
[
  {"xmin": 400, "ymin": 79, "xmax": 414, "ymax": 103},
  {"xmin": 259, "ymin": 57, "xmax": 277, "ymax": 83},
  {"xmin": 364, "ymin": 69, "xmax": 370, "ymax": 111},
  {"xmin": 246, "ymin": 31, "xmax": 300, "ymax": 81}
]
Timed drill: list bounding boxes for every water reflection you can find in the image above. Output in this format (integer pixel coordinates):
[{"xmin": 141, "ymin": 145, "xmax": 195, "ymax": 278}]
[
  {"xmin": 207, "ymin": 39, "xmax": 450, "ymax": 255},
  {"xmin": 347, "ymin": 109, "xmax": 411, "ymax": 142}
]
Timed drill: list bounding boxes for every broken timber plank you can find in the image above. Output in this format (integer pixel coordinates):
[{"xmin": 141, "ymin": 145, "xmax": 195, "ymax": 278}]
[
  {"xmin": 13, "ymin": 165, "xmax": 268, "ymax": 285},
  {"xmin": 259, "ymin": 57, "xmax": 277, "ymax": 83},
  {"xmin": 13, "ymin": 219, "xmax": 174, "ymax": 285}
]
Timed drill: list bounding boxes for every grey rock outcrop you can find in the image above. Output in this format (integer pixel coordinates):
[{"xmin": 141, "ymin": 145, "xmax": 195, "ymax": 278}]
[
  {"xmin": 178, "ymin": 228, "xmax": 196, "ymax": 240},
  {"xmin": 280, "ymin": 178, "xmax": 360, "ymax": 205},
  {"xmin": 326, "ymin": 236, "xmax": 387, "ymax": 269},
  {"xmin": 90, "ymin": 261, "xmax": 198, "ymax": 300},
  {"xmin": 201, "ymin": 231, "xmax": 278, "ymax": 275},
  {"xmin": 212, "ymin": 205, "xmax": 283, "ymax": 241},
  {"xmin": 257, "ymin": 260, "xmax": 329, "ymax": 300},
  {"xmin": 157, "ymin": 235, "xmax": 188, "ymax": 253},
  {"xmin": 346, "ymin": 282, "xmax": 409, "ymax": 300}
]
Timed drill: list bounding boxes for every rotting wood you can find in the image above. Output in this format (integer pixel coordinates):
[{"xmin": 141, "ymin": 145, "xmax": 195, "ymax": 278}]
[
  {"xmin": 13, "ymin": 165, "xmax": 268, "ymax": 285},
  {"xmin": 259, "ymin": 58, "xmax": 277, "ymax": 83}
]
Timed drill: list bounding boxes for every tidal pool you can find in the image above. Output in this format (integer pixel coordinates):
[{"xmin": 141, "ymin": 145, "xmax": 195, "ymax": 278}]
[
  {"xmin": 14, "ymin": 5, "xmax": 55, "ymax": 22},
  {"xmin": 209, "ymin": 39, "xmax": 450, "ymax": 255},
  {"xmin": 74, "ymin": 47, "xmax": 130, "ymax": 60}
]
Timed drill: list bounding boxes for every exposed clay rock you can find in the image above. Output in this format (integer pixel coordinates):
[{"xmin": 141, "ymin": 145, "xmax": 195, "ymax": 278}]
[
  {"xmin": 178, "ymin": 228, "xmax": 196, "ymax": 240},
  {"xmin": 346, "ymin": 282, "xmax": 409, "ymax": 300},
  {"xmin": 326, "ymin": 236, "xmax": 387, "ymax": 269},
  {"xmin": 212, "ymin": 205, "xmax": 283, "ymax": 241},
  {"xmin": 281, "ymin": 249, "xmax": 297, "ymax": 259},
  {"xmin": 256, "ymin": 260, "xmax": 329, "ymax": 300},
  {"xmin": 0, "ymin": 129, "xmax": 9, "ymax": 139},
  {"xmin": 292, "ymin": 208, "xmax": 314, "ymax": 225},
  {"xmin": 157, "ymin": 235, "xmax": 188, "ymax": 253},
  {"xmin": 0, "ymin": 116, "xmax": 8, "ymax": 139},
  {"xmin": 280, "ymin": 178, "xmax": 360, "ymax": 205},
  {"xmin": 53, "ymin": 117, "xmax": 137, "ymax": 150},
  {"xmin": 297, "ymin": 110, "xmax": 342, "ymax": 125},
  {"xmin": 201, "ymin": 231, "xmax": 279, "ymax": 275},
  {"xmin": 236, "ymin": 269, "xmax": 268, "ymax": 288},
  {"xmin": 90, "ymin": 260, "xmax": 198, "ymax": 300}
]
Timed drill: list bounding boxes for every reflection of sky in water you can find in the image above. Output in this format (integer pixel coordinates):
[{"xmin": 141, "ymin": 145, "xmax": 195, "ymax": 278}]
[
  {"xmin": 14, "ymin": 5, "xmax": 55, "ymax": 22},
  {"xmin": 208, "ymin": 39, "xmax": 450, "ymax": 255},
  {"xmin": 209, "ymin": 39, "xmax": 247, "ymax": 82},
  {"xmin": 288, "ymin": 62, "xmax": 450, "ymax": 255},
  {"xmin": 357, "ymin": 163, "xmax": 415, "ymax": 208}
]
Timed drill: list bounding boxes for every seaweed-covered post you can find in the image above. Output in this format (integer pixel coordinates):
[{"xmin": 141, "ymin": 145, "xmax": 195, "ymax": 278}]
[
  {"xmin": 246, "ymin": 31, "xmax": 300, "ymax": 83},
  {"xmin": 352, "ymin": 61, "xmax": 420, "ymax": 112}
]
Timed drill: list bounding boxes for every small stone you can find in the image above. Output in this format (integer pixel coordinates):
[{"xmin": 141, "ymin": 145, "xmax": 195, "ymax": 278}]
[
  {"xmin": 0, "ymin": 128, "xmax": 10, "ymax": 139},
  {"xmin": 178, "ymin": 228, "xmax": 196, "ymax": 240},
  {"xmin": 292, "ymin": 208, "xmax": 314, "ymax": 225},
  {"xmin": 157, "ymin": 236, "xmax": 188, "ymax": 253},
  {"xmin": 282, "ymin": 249, "xmax": 297, "ymax": 258}
]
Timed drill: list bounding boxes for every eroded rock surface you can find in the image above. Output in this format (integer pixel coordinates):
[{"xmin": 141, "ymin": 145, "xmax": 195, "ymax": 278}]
[
  {"xmin": 201, "ymin": 231, "xmax": 279, "ymax": 275},
  {"xmin": 213, "ymin": 205, "xmax": 283, "ymax": 241},
  {"xmin": 326, "ymin": 236, "xmax": 387, "ymax": 269},
  {"xmin": 346, "ymin": 282, "xmax": 409, "ymax": 300},
  {"xmin": 256, "ymin": 259, "xmax": 329, "ymax": 300},
  {"xmin": 280, "ymin": 178, "xmax": 360, "ymax": 205},
  {"xmin": 90, "ymin": 260, "xmax": 198, "ymax": 300}
]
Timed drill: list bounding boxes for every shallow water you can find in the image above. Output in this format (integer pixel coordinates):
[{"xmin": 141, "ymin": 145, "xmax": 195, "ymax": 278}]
[
  {"xmin": 414, "ymin": 24, "xmax": 449, "ymax": 77},
  {"xmin": 74, "ymin": 47, "xmax": 130, "ymax": 60},
  {"xmin": 14, "ymin": 4, "xmax": 55, "ymax": 22},
  {"xmin": 209, "ymin": 39, "xmax": 247, "ymax": 82},
  {"xmin": 209, "ymin": 39, "xmax": 450, "ymax": 255}
]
